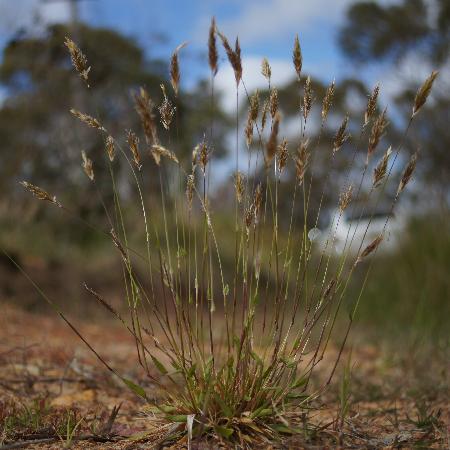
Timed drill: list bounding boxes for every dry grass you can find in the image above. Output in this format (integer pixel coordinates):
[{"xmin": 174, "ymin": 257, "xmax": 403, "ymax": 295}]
[{"xmin": 9, "ymin": 20, "xmax": 439, "ymax": 448}]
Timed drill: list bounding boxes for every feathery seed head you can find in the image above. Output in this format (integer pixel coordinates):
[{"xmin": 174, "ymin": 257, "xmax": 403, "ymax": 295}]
[
  {"xmin": 333, "ymin": 115, "xmax": 350, "ymax": 153},
  {"xmin": 413, "ymin": 71, "xmax": 438, "ymax": 117},
  {"xmin": 373, "ymin": 146, "xmax": 392, "ymax": 188},
  {"xmin": 81, "ymin": 150, "xmax": 94, "ymax": 181},
  {"xmin": 186, "ymin": 174, "xmax": 195, "ymax": 210},
  {"xmin": 364, "ymin": 84, "xmax": 380, "ymax": 126},
  {"xmin": 218, "ymin": 31, "xmax": 242, "ymax": 86},
  {"xmin": 269, "ymin": 88, "xmax": 278, "ymax": 118},
  {"xmin": 208, "ymin": 17, "xmax": 218, "ymax": 75},
  {"xmin": 293, "ymin": 34, "xmax": 302, "ymax": 80},
  {"xmin": 261, "ymin": 58, "xmax": 271, "ymax": 81},
  {"xmin": 277, "ymin": 138, "xmax": 289, "ymax": 174},
  {"xmin": 64, "ymin": 37, "xmax": 90, "ymax": 87},
  {"xmin": 397, "ymin": 151, "xmax": 418, "ymax": 195},
  {"xmin": 322, "ymin": 80, "xmax": 335, "ymax": 122},
  {"xmin": 367, "ymin": 108, "xmax": 388, "ymax": 163},
  {"xmin": 234, "ymin": 171, "xmax": 245, "ymax": 203},
  {"xmin": 159, "ymin": 84, "xmax": 176, "ymax": 131},
  {"xmin": 70, "ymin": 109, "xmax": 105, "ymax": 132},
  {"xmin": 303, "ymin": 76, "xmax": 313, "ymax": 121},
  {"xmin": 20, "ymin": 181, "xmax": 62, "ymax": 207},
  {"xmin": 356, "ymin": 235, "xmax": 383, "ymax": 265},
  {"xmin": 170, "ymin": 42, "xmax": 187, "ymax": 96},
  {"xmin": 151, "ymin": 144, "xmax": 179, "ymax": 166},
  {"xmin": 126, "ymin": 130, "xmax": 141, "ymax": 170},
  {"xmin": 295, "ymin": 140, "xmax": 310, "ymax": 184},
  {"xmin": 105, "ymin": 136, "xmax": 115, "ymax": 162},
  {"xmin": 266, "ymin": 112, "xmax": 280, "ymax": 165},
  {"xmin": 134, "ymin": 88, "xmax": 158, "ymax": 145},
  {"xmin": 339, "ymin": 185, "xmax": 353, "ymax": 212}
]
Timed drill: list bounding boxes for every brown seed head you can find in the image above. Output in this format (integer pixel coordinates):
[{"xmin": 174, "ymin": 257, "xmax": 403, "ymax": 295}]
[
  {"xmin": 208, "ymin": 17, "xmax": 218, "ymax": 75},
  {"xmin": 198, "ymin": 140, "xmax": 209, "ymax": 174},
  {"xmin": 126, "ymin": 130, "xmax": 141, "ymax": 170},
  {"xmin": 261, "ymin": 99, "xmax": 270, "ymax": 131},
  {"xmin": 186, "ymin": 174, "xmax": 195, "ymax": 210},
  {"xmin": 170, "ymin": 42, "xmax": 187, "ymax": 96},
  {"xmin": 303, "ymin": 76, "xmax": 313, "ymax": 121},
  {"xmin": 373, "ymin": 146, "xmax": 392, "ymax": 188},
  {"xmin": 277, "ymin": 138, "xmax": 289, "ymax": 174},
  {"xmin": 110, "ymin": 228, "xmax": 128, "ymax": 261},
  {"xmin": 295, "ymin": 140, "xmax": 310, "ymax": 184},
  {"xmin": 64, "ymin": 37, "xmax": 90, "ymax": 87},
  {"xmin": 105, "ymin": 135, "xmax": 115, "ymax": 162},
  {"xmin": 266, "ymin": 112, "xmax": 280, "ymax": 165},
  {"xmin": 261, "ymin": 58, "xmax": 271, "ymax": 81},
  {"xmin": 339, "ymin": 185, "xmax": 353, "ymax": 212},
  {"xmin": 356, "ymin": 235, "xmax": 383, "ymax": 265},
  {"xmin": 367, "ymin": 108, "xmax": 388, "ymax": 163},
  {"xmin": 159, "ymin": 84, "xmax": 176, "ymax": 131},
  {"xmin": 151, "ymin": 144, "xmax": 179, "ymax": 166},
  {"xmin": 234, "ymin": 171, "xmax": 244, "ymax": 203},
  {"xmin": 397, "ymin": 151, "xmax": 418, "ymax": 195},
  {"xmin": 333, "ymin": 115, "xmax": 350, "ymax": 153},
  {"xmin": 269, "ymin": 88, "xmax": 278, "ymax": 118},
  {"xmin": 245, "ymin": 90, "xmax": 259, "ymax": 148},
  {"xmin": 293, "ymin": 34, "xmax": 302, "ymax": 80},
  {"xmin": 81, "ymin": 150, "xmax": 94, "ymax": 181},
  {"xmin": 322, "ymin": 80, "xmax": 335, "ymax": 122},
  {"xmin": 413, "ymin": 71, "xmax": 438, "ymax": 117},
  {"xmin": 244, "ymin": 205, "xmax": 254, "ymax": 231},
  {"xmin": 218, "ymin": 32, "xmax": 242, "ymax": 86},
  {"xmin": 134, "ymin": 87, "xmax": 158, "ymax": 145},
  {"xmin": 70, "ymin": 109, "xmax": 105, "ymax": 132},
  {"xmin": 20, "ymin": 181, "xmax": 62, "ymax": 207},
  {"xmin": 253, "ymin": 183, "xmax": 263, "ymax": 219},
  {"xmin": 364, "ymin": 84, "xmax": 380, "ymax": 126}
]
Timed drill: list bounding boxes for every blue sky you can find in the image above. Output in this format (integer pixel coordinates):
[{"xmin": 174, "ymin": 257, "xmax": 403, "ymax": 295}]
[{"xmin": 0, "ymin": 0, "xmax": 375, "ymax": 108}]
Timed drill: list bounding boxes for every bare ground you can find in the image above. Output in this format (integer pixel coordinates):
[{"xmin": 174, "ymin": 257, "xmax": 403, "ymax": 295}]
[{"xmin": 0, "ymin": 304, "xmax": 448, "ymax": 449}]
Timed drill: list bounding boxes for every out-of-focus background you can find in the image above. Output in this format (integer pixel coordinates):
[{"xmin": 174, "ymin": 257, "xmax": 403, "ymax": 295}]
[{"xmin": 0, "ymin": 0, "xmax": 448, "ymax": 346}]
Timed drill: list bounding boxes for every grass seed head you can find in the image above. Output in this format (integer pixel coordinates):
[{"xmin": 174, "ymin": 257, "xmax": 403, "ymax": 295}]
[
  {"xmin": 105, "ymin": 136, "xmax": 115, "ymax": 162},
  {"xmin": 413, "ymin": 71, "xmax": 438, "ymax": 117},
  {"xmin": 303, "ymin": 76, "xmax": 313, "ymax": 121},
  {"xmin": 269, "ymin": 88, "xmax": 278, "ymax": 118},
  {"xmin": 367, "ymin": 108, "xmax": 388, "ymax": 163},
  {"xmin": 266, "ymin": 112, "xmax": 280, "ymax": 165},
  {"xmin": 261, "ymin": 58, "xmax": 271, "ymax": 82},
  {"xmin": 234, "ymin": 171, "xmax": 245, "ymax": 203},
  {"xmin": 126, "ymin": 130, "xmax": 141, "ymax": 170},
  {"xmin": 339, "ymin": 185, "xmax": 353, "ymax": 212},
  {"xmin": 293, "ymin": 34, "xmax": 302, "ymax": 80},
  {"xmin": 277, "ymin": 138, "xmax": 289, "ymax": 174},
  {"xmin": 198, "ymin": 139, "xmax": 209, "ymax": 174},
  {"xmin": 186, "ymin": 174, "xmax": 195, "ymax": 210},
  {"xmin": 356, "ymin": 235, "xmax": 384, "ymax": 265},
  {"xmin": 159, "ymin": 84, "xmax": 176, "ymax": 131},
  {"xmin": 70, "ymin": 109, "xmax": 105, "ymax": 132},
  {"xmin": 218, "ymin": 32, "xmax": 242, "ymax": 86},
  {"xmin": 261, "ymin": 99, "xmax": 270, "ymax": 131},
  {"xmin": 170, "ymin": 42, "xmax": 187, "ymax": 96},
  {"xmin": 373, "ymin": 146, "xmax": 392, "ymax": 188},
  {"xmin": 397, "ymin": 151, "xmax": 418, "ymax": 195},
  {"xmin": 333, "ymin": 115, "xmax": 350, "ymax": 153},
  {"xmin": 245, "ymin": 90, "xmax": 259, "ymax": 148},
  {"xmin": 81, "ymin": 150, "xmax": 94, "ymax": 181},
  {"xmin": 64, "ymin": 37, "xmax": 90, "ymax": 87},
  {"xmin": 322, "ymin": 80, "xmax": 335, "ymax": 122},
  {"xmin": 20, "ymin": 181, "xmax": 62, "ymax": 207},
  {"xmin": 134, "ymin": 87, "xmax": 158, "ymax": 145},
  {"xmin": 208, "ymin": 17, "xmax": 218, "ymax": 75},
  {"xmin": 295, "ymin": 140, "xmax": 310, "ymax": 184},
  {"xmin": 364, "ymin": 84, "xmax": 380, "ymax": 126},
  {"xmin": 151, "ymin": 144, "xmax": 179, "ymax": 166}
]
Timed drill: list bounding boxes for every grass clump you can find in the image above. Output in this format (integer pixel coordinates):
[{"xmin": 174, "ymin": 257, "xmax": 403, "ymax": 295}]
[{"xmin": 11, "ymin": 19, "xmax": 438, "ymax": 447}]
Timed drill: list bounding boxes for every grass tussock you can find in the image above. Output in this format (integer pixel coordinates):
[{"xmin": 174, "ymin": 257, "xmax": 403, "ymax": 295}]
[{"xmin": 13, "ymin": 18, "xmax": 438, "ymax": 447}]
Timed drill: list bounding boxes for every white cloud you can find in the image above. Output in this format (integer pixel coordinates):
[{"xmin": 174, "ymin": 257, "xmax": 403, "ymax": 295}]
[{"xmin": 215, "ymin": 56, "xmax": 293, "ymax": 112}]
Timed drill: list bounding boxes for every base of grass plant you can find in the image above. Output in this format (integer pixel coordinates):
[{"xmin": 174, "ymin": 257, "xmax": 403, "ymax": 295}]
[{"xmin": 15, "ymin": 19, "xmax": 438, "ymax": 449}]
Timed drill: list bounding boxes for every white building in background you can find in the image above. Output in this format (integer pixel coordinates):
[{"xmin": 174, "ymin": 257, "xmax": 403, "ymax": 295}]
[{"xmin": 310, "ymin": 204, "xmax": 409, "ymax": 256}]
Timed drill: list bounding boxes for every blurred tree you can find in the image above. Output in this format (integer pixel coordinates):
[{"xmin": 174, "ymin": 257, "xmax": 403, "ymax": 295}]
[
  {"xmin": 0, "ymin": 23, "xmax": 231, "ymax": 217},
  {"xmin": 339, "ymin": 0, "xmax": 450, "ymax": 203}
]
